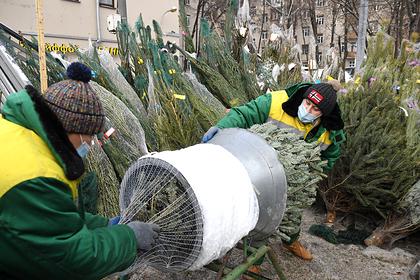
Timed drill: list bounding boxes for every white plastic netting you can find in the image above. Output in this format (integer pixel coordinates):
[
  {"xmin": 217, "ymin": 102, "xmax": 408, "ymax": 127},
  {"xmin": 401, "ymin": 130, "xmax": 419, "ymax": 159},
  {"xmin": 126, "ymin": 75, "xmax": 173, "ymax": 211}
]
[
  {"xmin": 119, "ymin": 157, "xmax": 203, "ymax": 273},
  {"xmin": 85, "ymin": 47, "xmax": 149, "ymax": 123},
  {"xmin": 119, "ymin": 143, "xmax": 259, "ymax": 273},
  {"xmin": 90, "ymin": 82, "xmax": 148, "ymax": 179}
]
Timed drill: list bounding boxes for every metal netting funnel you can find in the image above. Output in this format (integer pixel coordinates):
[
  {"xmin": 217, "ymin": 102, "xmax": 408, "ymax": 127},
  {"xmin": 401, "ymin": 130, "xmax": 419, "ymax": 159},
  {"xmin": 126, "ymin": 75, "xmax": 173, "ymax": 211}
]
[{"xmin": 119, "ymin": 157, "xmax": 203, "ymax": 273}]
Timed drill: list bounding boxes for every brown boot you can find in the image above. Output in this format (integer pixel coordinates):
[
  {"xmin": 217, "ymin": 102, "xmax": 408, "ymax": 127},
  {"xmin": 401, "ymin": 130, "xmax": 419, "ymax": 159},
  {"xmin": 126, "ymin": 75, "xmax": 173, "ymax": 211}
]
[
  {"xmin": 325, "ymin": 210, "xmax": 336, "ymax": 224},
  {"xmin": 241, "ymin": 265, "xmax": 261, "ymax": 280},
  {"xmin": 284, "ymin": 240, "xmax": 313, "ymax": 260}
]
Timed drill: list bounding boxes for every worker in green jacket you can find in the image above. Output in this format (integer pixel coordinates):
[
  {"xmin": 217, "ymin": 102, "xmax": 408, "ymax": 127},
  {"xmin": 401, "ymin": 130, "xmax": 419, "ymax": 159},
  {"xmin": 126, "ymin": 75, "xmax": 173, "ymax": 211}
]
[
  {"xmin": 202, "ymin": 81, "xmax": 345, "ymax": 261},
  {"xmin": 0, "ymin": 63, "xmax": 159, "ymax": 280}
]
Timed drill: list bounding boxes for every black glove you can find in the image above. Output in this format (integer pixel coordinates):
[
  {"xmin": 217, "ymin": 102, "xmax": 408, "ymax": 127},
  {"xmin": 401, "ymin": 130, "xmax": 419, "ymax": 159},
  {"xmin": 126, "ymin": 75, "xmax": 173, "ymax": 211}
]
[{"xmin": 127, "ymin": 221, "xmax": 160, "ymax": 251}]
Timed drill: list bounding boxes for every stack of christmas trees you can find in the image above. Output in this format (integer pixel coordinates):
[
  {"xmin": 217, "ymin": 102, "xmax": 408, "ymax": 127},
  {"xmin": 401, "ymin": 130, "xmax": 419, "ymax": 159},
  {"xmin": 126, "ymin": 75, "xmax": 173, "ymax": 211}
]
[
  {"xmin": 322, "ymin": 32, "xmax": 420, "ymax": 246},
  {"xmin": 1, "ymin": 2, "xmax": 418, "ymax": 247}
]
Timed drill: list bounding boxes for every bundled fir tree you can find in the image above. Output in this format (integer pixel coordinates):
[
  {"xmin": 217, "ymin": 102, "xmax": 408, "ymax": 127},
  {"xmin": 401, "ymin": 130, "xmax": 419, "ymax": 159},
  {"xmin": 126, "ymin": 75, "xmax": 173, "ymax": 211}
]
[
  {"xmin": 147, "ymin": 51, "xmax": 204, "ymax": 150},
  {"xmin": 90, "ymin": 82, "xmax": 148, "ymax": 180},
  {"xmin": 84, "ymin": 144, "xmax": 120, "ymax": 217},
  {"xmin": 0, "ymin": 32, "xmax": 65, "ymax": 90},
  {"xmin": 114, "ymin": 16, "xmax": 216, "ymax": 150},
  {"xmin": 323, "ymin": 80, "xmax": 419, "ymax": 218},
  {"xmin": 397, "ymin": 40, "xmax": 420, "ymax": 155},
  {"xmin": 148, "ymin": 35, "xmax": 205, "ymax": 149},
  {"xmin": 178, "ymin": 44, "xmax": 247, "ymax": 108},
  {"xmin": 249, "ymin": 123, "xmax": 326, "ymax": 243},
  {"xmin": 177, "ymin": 16, "xmax": 262, "ymax": 108},
  {"xmin": 364, "ymin": 180, "xmax": 420, "ymax": 248},
  {"xmin": 77, "ymin": 45, "xmax": 158, "ymax": 150},
  {"xmin": 183, "ymin": 71, "xmax": 227, "ymax": 129},
  {"xmin": 321, "ymin": 32, "xmax": 420, "ymax": 223}
]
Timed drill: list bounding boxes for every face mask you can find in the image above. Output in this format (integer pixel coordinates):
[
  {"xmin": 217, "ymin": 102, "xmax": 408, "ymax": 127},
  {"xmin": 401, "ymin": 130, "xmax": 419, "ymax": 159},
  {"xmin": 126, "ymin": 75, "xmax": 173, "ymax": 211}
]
[
  {"xmin": 77, "ymin": 135, "xmax": 91, "ymax": 158},
  {"xmin": 298, "ymin": 103, "xmax": 318, "ymax": 123}
]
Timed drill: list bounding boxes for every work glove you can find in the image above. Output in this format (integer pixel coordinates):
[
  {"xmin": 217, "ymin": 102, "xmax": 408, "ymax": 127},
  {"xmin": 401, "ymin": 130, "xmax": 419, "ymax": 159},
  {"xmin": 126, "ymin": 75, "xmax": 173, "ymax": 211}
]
[
  {"xmin": 108, "ymin": 216, "xmax": 121, "ymax": 226},
  {"xmin": 202, "ymin": 126, "xmax": 220, "ymax": 143},
  {"xmin": 127, "ymin": 221, "xmax": 160, "ymax": 251}
]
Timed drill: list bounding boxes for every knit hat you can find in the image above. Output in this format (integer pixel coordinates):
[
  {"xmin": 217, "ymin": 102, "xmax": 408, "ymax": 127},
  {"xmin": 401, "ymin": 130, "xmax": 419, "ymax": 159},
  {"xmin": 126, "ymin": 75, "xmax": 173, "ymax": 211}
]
[
  {"xmin": 303, "ymin": 83, "xmax": 337, "ymax": 116},
  {"xmin": 44, "ymin": 62, "xmax": 104, "ymax": 135}
]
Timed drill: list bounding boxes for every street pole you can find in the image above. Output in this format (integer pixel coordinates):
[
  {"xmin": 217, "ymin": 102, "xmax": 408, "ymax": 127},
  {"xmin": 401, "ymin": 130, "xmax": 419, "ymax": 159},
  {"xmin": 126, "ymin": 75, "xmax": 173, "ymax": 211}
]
[
  {"xmin": 35, "ymin": 0, "xmax": 48, "ymax": 93},
  {"xmin": 117, "ymin": 0, "xmax": 128, "ymax": 25},
  {"xmin": 355, "ymin": 0, "xmax": 368, "ymax": 73},
  {"xmin": 160, "ymin": 7, "xmax": 178, "ymax": 35}
]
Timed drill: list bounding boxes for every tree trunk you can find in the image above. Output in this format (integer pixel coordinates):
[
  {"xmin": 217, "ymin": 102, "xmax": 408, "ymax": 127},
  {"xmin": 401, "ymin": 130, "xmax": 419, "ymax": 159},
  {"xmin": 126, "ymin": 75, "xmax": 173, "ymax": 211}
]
[
  {"xmin": 192, "ymin": 0, "xmax": 204, "ymax": 40},
  {"xmin": 355, "ymin": 0, "xmax": 368, "ymax": 73},
  {"xmin": 330, "ymin": 2, "xmax": 338, "ymax": 47},
  {"xmin": 342, "ymin": 12, "xmax": 349, "ymax": 79},
  {"xmin": 387, "ymin": 2, "xmax": 397, "ymax": 35},
  {"xmin": 257, "ymin": 0, "xmax": 266, "ymax": 53},
  {"xmin": 404, "ymin": 0, "xmax": 420, "ymax": 40},
  {"xmin": 308, "ymin": 0, "xmax": 318, "ymax": 70},
  {"xmin": 395, "ymin": 0, "xmax": 404, "ymax": 58}
]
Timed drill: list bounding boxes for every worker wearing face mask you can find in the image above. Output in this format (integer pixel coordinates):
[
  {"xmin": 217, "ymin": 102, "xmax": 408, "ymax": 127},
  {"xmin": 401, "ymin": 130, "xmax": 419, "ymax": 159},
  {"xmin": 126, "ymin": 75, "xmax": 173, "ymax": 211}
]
[
  {"xmin": 202, "ymin": 81, "xmax": 345, "ymax": 262},
  {"xmin": 0, "ymin": 62, "xmax": 159, "ymax": 279}
]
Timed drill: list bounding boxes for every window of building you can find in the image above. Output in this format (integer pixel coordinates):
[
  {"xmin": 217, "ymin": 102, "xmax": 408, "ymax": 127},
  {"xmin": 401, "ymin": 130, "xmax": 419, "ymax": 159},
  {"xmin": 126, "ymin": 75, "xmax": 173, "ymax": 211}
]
[
  {"xmin": 271, "ymin": 10, "xmax": 279, "ymax": 20},
  {"xmin": 263, "ymin": 13, "xmax": 269, "ymax": 23},
  {"xmin": 302, "ymin": 44, "xmax": 309, "ymax": 55},
  {"xmin": 340, "ymin": 42, "xmax": 346, "ymax": 52},
  {"xmin": 250, "ymin": 6, "xmax": 257, "ymax": 16},
  {"xmin": 220, "ymin": 20, "xmax": 225, "ymax": 30},
  {"xmin": 374, "ymin": 5, "xmax": 379, "ymax": 11},
  {"xmin": 317, "ymin": 34, "xmax": 324, "ymax": 44},
  {"xmin": 316, "ymin": 15, "xmax": 324, "ymax": 25},
  {"xmin": 349, "ymin": 59, "xmax": 355, "ymax": 68},
  {"xmin": 316, "ymin": 52, "xmax": 322, "ymax": 63},
  {"xmin": 316, "ymin": 0, "xmax": 325, "ymax": 6},
  {"xmin": 262, "ymin": 31, "xmax": 268, "ymax": 40},
  {"xmin": 185, "ymin": 0, "xmax": 191, "ymax": 5},
  {"xmin": 273, "ymin": 0, "xmax": 283, "ymax": 5},
  {"xmin": 303, "ymin": 27, "xmax": 310, "ymax": 37},
  {"xmin": 302, "ymin": 62, "xmax": 309, "ymax": 68},
  {"xmin": 350, "ymin": 41, "xmax": 357, "ymax": 52},
  {"xmin": 369, "ymin": 20, "xmax": 379, "ymax": 32},
  {"xmin": 303, "ymin": 10, "xmax": 310, "ymax": 19},
  {"xmin": 186, "ymin": 15, "xmax": 191, "ymax": 26},
  {"xmin": 99, "ymin": 0, "xmax": 114, "ymax": 7}
]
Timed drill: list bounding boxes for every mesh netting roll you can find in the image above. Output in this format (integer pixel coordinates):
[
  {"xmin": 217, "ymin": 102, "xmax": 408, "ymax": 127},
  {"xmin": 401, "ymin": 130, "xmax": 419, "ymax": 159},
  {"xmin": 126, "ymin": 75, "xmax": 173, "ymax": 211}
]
[
  {"xmin": 119, "ymin": 143, "xmax": 259, "ymax": 273},
  {"xmin": 119, "ymin": 157, "xmax": 203, "ymax": 272}
]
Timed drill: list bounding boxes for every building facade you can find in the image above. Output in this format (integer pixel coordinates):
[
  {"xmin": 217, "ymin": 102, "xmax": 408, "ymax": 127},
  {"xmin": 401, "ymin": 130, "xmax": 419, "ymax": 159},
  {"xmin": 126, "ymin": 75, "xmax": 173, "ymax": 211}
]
[
  {"xmin": 182, "ymin": 0, "xmax": 392, "ymax": 73},
  {"xmin": 0, "ymin": 0, "xmax": 181, "ymax": 59},
  {"xmin": 252, "ymin": 0, "xmax": 391, "ymax": 72}
]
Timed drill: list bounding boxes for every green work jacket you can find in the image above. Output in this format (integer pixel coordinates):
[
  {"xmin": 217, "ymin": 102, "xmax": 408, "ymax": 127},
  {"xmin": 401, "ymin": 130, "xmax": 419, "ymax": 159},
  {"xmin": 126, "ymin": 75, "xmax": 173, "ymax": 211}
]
[
  {"xmin": 217, "ymin": 84, "xmax": 345, "ymax": 171},
  {"xmin": 0, "ymin": 88, "xmax": 137, "ymax": 280}
]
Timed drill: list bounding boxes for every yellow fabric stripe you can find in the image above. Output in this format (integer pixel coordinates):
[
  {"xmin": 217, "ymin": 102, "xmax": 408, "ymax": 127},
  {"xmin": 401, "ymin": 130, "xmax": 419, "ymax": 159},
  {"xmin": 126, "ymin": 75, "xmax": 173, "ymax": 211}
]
[
  {"xmin": 0, "ymin": 117, "xmax": 78, "ymax": 198},
  {"xmin": 268, "ymin": 91, "xmax": 332, "ymax": 146}
]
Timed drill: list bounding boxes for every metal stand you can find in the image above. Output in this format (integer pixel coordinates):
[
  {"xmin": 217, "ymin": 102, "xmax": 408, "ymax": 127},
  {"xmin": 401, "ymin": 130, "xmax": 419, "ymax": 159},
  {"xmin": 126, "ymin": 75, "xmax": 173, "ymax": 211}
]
[
  {"xmin": 205, "ymin": 241, "xmax": 287, "ymax": 280},
  {"xmin": 119, "ymin": 242, "xmax": 287, "ymax": 280}
]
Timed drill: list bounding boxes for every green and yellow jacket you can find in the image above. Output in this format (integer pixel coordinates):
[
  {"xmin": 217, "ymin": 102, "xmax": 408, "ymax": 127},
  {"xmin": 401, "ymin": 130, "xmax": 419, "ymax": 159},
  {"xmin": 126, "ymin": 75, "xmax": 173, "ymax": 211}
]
[
  {"xmin": 216, "ymin": 83, "xmax": 345, "ymax": 171},
  {"xmin": 0, "ymin": 86, "xmax": 137, "ymax": 280}
]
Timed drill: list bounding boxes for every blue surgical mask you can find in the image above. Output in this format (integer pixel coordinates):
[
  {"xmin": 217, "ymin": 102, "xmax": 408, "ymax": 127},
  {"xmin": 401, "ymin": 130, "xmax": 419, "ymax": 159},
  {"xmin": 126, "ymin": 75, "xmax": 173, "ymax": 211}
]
[
  {"xmin": 298, "ymin": 104, "xmax": 318, "ymax": 123},
  {"xmin": 77, "ymin": 135, "xmax": 91, "ymax": 158}
]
